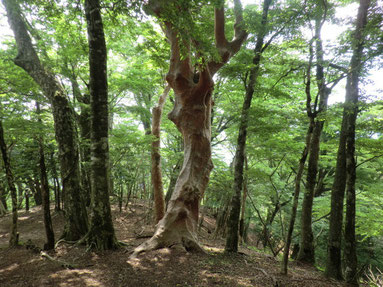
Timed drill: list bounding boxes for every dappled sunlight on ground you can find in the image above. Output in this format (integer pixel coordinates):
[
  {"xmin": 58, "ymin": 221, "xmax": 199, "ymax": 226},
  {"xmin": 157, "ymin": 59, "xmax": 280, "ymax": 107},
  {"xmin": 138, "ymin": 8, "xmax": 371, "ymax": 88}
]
[{"xmin": 0, "ymin": 202, "xmax": 347, "ymax": 287}]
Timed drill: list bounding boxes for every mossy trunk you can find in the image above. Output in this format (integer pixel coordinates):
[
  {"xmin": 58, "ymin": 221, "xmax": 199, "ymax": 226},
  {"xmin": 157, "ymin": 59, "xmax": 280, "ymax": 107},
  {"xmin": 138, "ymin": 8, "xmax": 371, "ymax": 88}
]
[
  {"xmin": 2, "ymin": 0, "xmax": 88, "ymax": 241},
  {"xmin": 84, "ymin": 0, "xmax": 118, "ymax": 250}
]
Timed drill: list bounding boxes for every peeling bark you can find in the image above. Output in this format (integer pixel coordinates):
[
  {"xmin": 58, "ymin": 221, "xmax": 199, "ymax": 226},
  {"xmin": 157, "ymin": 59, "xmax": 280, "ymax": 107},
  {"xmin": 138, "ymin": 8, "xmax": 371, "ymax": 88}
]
[{"xmin": 132, "ymin": 0, "xmax": 247, "ymax": 256}]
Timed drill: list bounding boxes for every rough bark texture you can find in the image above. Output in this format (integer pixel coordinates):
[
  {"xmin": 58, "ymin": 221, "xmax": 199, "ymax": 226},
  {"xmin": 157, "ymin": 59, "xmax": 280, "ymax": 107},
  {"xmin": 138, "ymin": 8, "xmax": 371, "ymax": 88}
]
[
  {"xmin": 36, "ymin": 102, "xmax": 55, "ymax": 250},
  {"xmin": 225, "ymin": 0, "xmax": 271, "ymax": 253},
  {"xmin": 132, "ymin": 0, "xmax": 247, "ymax": 256},
  {"xmin": 2, "ymin": 0, "xmax": 89, "ymax": 241},
  {"xmin": 151, "ymin": 85, "xmax": 171, "ymax": 223},
  {"xmin": 0, "ymin": 120, "xmax": 18, "ymax": 247},
  {"xmin": 325, "ymin": 0, "xmax": 370, "ymax": 280},
  {"xmin": 84, "ymin": 0, "xmax": 118, "ymax": 250}
]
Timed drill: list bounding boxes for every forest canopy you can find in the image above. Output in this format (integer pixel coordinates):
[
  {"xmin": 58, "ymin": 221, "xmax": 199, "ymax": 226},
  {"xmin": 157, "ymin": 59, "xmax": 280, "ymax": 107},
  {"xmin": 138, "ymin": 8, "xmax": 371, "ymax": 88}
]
[{"xmin": 0, "ymin": 0, "xmax": 382, "ymax": 286}]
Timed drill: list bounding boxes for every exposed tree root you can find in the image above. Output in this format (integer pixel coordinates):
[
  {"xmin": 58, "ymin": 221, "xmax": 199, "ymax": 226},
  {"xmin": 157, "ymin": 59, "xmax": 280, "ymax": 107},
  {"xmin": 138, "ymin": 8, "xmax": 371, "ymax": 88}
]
[
  {"xmin": 40, "ymin": 251, "xmax": 77, "ymax": 269},
  {"xmin": 130, "ymin": 205, "xmax": 205, "ymax": 259}
]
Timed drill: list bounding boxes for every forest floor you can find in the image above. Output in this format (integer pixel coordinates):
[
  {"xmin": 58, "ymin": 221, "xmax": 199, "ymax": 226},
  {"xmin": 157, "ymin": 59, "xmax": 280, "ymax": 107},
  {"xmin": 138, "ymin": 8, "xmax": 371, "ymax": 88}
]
[{"xmin": 0, "ymin": 201, "xmax": 351, "ymax": 287}]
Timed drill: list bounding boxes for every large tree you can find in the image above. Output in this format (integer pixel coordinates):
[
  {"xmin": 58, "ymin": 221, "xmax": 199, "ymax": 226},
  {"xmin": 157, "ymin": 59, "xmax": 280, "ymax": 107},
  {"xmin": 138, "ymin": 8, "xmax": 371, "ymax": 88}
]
[
  {"xmin": 83, "ymin": 0, "xmax": 119, "ymax": 250},
  {"xmin": 132, "ymin": 0, "xmax": 247, "ymax": 255},
  {"xmin": 2, "ymin": 0, "xmax": 89, "ymax": 241}
]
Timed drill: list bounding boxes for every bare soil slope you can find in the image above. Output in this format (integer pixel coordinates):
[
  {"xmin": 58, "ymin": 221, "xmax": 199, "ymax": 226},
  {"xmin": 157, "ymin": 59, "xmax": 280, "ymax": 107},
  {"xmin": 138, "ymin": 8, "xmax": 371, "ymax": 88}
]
[{"xmin": 0, "ymin": 202, "xmax": 346, "ymax": 287}]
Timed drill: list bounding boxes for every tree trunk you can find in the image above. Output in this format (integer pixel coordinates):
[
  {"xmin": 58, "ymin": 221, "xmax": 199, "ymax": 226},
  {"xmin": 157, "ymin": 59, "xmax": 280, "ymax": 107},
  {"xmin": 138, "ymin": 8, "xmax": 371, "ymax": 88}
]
[
  {"xmin": 239, "ymin": 155, "xmax": 248, "ymax": 243},
  {"xmin": 281, "ymin": 120, "xmax": 314, "ymax": 274},
  {"xmin": 36, "ymin": 102, "xmax": 55, "ymax": 250},
  {"xmin": 84, "ymin": 0, "xmax": 118, "ymax": 250},
  {"xmin": 0, "ymin": 183, "xmax": 7, "ymax": 211},
  {"xmin": 165, "ymin": 160, "xmax": 181, "ymax": 206},
  {"xmin": 344, "ymin": 0, "xmax": 370, "ymax": 284},
  {"xmin": 132, "ymin": 0, "xmax": 247, "ymax": 256},
  {"xmin": 325, "ymin": 0, "xmax": 370, "ymax": 280},
  {"xmin": 225, "ymin": 0, "xmax": 272, "ymax": 253},
  {"xmin": 2, "ymin": 0, "xmax": 89, "ymax": 241},
  {"xmin": 50, "ymin": 152, "xmax": 61, "ymax": 211},
  {"xmin": 151, "ymin": 85, "xmax": 171, "ymax": 223},
  {"xmin": 70, "ymin": 77, "xmax": 91, "ymax": 206},
  {"xmin": 0, "ymin": 120, "xmax": 18, "ymax": 247},
  {"xmin": 298, "ymin": 13, "xmax": 331, "ymax": 264}
]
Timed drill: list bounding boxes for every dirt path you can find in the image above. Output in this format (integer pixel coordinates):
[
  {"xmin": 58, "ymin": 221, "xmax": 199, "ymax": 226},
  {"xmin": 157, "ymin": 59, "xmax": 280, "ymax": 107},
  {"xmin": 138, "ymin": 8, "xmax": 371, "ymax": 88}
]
[{"xmin": 0, "ymin": 203, "xmax": 346, "ymax": 287}]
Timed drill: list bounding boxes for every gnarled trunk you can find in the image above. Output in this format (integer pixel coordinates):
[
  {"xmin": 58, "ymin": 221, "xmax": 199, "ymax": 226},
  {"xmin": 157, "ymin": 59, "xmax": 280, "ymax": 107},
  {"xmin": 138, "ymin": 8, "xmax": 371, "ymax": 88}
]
[
  {"xmin": 132, "ymin": 0, "xmax": 247, "ymax": 256},
  {"xmin": 134, "ymin": 78, "xmax": 214, "ymax": 253}
]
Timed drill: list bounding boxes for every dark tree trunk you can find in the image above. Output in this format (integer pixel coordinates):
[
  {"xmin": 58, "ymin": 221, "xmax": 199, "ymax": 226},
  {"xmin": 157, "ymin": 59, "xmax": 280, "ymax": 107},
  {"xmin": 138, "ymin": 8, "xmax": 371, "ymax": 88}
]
[
  {"xmin": 0, "ymin": 120, "xmax": 18, "ymax": 246},
  {"xmin": 25, "ymin": 192, "xmax": 29, "ymax": 211},
  {"xmin": 50, "ymin": 152, "xmax": 61, "ymax": 211},
  {"xmin": 151, "ymin": 85, "xmax": 170, "ymax": 223},
  {"xmin": 2, "ymin": 0, "xmax": 88, "ymax": 241},
  {"xmin": 84, "ymin": 0, "xmax": 118, "ymax": 250},
  {"xmin": 36, "ymin": 102, "xmax": 55, "ymax": 250},
  {"xmin": 326, "ymin": 0, "xmax": 370, "ymax": 281},
  {"xmin": 32, "ymin": 175, "xmax": 42, "ymax": 206},
  {"xmin": 225, "ymin": 0, "xmax": 272, "ymax": 253},
  {"xmin": 0, "ymin": 183, "xmax": 7, "ymax": 211}
]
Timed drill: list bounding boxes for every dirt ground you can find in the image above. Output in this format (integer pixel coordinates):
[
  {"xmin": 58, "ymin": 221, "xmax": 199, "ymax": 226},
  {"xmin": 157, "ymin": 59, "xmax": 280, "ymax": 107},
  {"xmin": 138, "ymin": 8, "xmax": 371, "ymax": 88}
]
[{"xmin": 0, "ymin": 201, "xmax": 349, "ymax": 287}]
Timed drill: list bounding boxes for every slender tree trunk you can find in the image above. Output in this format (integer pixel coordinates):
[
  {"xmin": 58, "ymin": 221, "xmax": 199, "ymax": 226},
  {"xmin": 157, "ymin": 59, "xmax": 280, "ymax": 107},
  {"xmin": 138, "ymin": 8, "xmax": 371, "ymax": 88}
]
[
  {"xmin": 36, "ymin": 102, "xmax": 55, "ymax": 250},
  {"xmin": 298, "ymin": 14, "xmax": 331, "ymax": 263},
  {"xmin": 2, "ymin": 0, "xmax": 88, "ymax": 241},
  {"xmin": 239, "ymin": 155, "xmax": 248, "ymax": 243},
  {"xmin": 225, "ymin": 0, "xmax": 272, "ymax": 253},
  {"xmin": 344, "ymin": 1, "xmax": 370, "ymax": 284},
  {"xmin": 0, "ymin": 120, "xmax": 18, "ymax": 247},
  {"xmin": 71, "ymin": 78, "xmax": 91, "ymax": 206},
  {"xmin": 151, "ymin": 85, "xmax": 171, "ymax": 223},
  {"xmin": 50, "ymin": 152, "xmax": 61, "ymax": 211},
  {"xmin": 325, "ymin": 0, "xmax": 370, "ymax": 280},
  {"xmin": 0, "ymin": 183, "xmax": 7, "ymax": 211},
  {"xmin": 84, "ymin": 0, "xmax": 118, "ymax": 250},
  {"xmin": 281, "ymin": 120, "xmax": 314, "ymax": 274}
]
